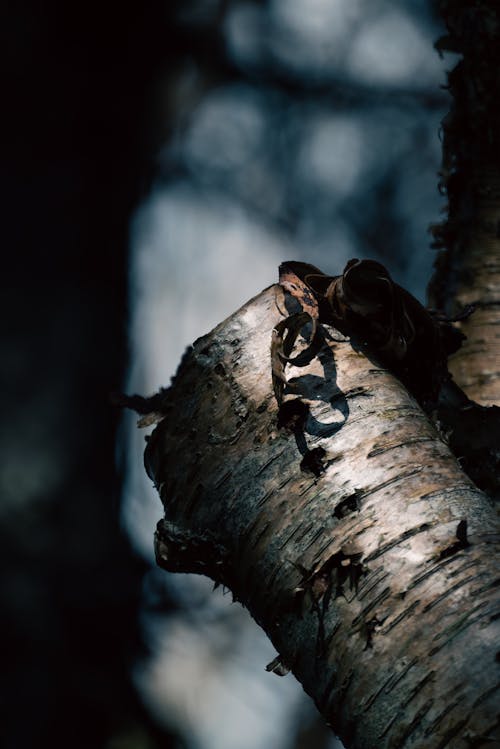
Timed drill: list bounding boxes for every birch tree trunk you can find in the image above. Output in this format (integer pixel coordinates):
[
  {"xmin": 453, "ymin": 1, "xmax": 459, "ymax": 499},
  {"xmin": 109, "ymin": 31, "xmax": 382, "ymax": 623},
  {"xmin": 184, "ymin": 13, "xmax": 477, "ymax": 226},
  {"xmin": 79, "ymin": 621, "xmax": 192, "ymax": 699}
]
[
  {"xmin": 138, "ymin": 3, "xmax": 500, "ymax": 747},
  {"xmin": 144, "ymin": 284, "xmax": 500, "ymax": 749}
]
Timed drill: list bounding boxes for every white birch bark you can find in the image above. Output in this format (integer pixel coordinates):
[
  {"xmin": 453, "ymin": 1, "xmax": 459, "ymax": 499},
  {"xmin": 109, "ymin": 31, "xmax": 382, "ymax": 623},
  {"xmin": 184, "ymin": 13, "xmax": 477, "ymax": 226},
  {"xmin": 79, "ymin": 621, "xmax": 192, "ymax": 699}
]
[{"xmin": 144, "ymin": 284, "xmax": 500, "ymax": 749}]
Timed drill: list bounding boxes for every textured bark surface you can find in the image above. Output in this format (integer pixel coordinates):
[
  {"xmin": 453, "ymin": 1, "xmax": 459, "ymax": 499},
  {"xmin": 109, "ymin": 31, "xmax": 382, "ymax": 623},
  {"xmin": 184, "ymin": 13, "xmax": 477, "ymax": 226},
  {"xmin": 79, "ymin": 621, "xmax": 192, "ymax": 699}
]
[
  {"xmin": 430, "ymin": 2, "xmax": 500, "ymax": 406},
  {"xmin": 432, "ymin": 174, "xmax": 500, "ymax": 410},
  {"xmin": 145, "ymin": 285, "xmax": 500, "ymax": 749},
  {"xmin": 442, "ymin": 168, "xmax": 500, "ymax": 406}
]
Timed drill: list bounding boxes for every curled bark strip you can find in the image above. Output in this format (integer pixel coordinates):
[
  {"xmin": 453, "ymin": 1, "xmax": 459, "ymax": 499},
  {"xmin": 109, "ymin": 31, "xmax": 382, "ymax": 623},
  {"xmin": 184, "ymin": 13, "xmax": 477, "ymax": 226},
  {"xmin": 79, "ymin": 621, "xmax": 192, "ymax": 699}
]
[
  {"xmin": 279, "ymin": 262, "xmax": 321, "ymax": 326},
  {"xmin": 277, "ymin": 258, "xmax": 465, "ymax": 407},
  {"xmin": 274, "ymin": 258, "xmax": 500, "ymax": 498},
  {"xmin": 144, "ymin": 286, "xmax": 500, "ymax": 749},
  {"xmin": 271, "ymin": 311, "xmax": 322, "ymax": 403}
]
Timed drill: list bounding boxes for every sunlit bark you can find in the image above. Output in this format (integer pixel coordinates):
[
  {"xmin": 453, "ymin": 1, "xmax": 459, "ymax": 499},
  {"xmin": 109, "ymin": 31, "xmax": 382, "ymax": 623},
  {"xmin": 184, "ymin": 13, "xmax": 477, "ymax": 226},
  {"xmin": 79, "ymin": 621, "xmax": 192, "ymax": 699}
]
[{"xmin": 144, "ymin": 285, "xmax": 500, "ymax": 749}]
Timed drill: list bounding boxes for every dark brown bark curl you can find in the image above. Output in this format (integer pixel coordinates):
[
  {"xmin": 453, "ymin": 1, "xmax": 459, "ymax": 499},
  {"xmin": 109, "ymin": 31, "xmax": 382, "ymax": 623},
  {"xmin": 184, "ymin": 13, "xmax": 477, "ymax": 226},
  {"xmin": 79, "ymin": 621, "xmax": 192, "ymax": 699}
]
[{"xmin": 143, "ymin": 285, "xmax": 500, "ymax": 749}]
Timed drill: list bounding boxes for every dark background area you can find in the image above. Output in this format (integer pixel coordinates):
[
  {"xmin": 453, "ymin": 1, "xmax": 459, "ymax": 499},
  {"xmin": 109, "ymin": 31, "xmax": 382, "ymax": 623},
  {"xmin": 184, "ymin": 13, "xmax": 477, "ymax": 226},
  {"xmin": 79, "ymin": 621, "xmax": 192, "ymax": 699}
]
[
  {"xmin": 1, "ymin": 2, "xmax": 180, "ymax": 747},
  {"xmin": 1, "ymin": 2, "xmax": 451, "ymax": 748}
]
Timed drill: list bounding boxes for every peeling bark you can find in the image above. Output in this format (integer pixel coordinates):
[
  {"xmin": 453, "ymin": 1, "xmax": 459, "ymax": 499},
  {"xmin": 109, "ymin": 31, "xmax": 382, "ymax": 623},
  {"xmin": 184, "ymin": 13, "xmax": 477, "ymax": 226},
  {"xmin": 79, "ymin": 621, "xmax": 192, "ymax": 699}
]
[{"xmin": 143, "ymin": 285, "xmax": 500, "ymax": 749}]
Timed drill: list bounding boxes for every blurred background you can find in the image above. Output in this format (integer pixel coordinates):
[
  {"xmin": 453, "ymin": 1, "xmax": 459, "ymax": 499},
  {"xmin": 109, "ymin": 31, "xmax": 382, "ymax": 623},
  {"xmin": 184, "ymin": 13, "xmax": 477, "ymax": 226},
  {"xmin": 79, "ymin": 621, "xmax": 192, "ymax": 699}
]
[{"xmin": 2, "ymin": 1, "xmax": 456, "ymax": 748}]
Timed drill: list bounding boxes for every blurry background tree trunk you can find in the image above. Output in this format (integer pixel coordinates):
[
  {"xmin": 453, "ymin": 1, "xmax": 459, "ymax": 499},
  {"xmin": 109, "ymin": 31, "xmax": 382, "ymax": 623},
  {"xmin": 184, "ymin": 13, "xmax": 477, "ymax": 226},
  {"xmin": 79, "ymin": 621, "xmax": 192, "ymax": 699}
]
[{"xmin": 430, "ymin": 0, "xmax": 500, "ymax": 408}]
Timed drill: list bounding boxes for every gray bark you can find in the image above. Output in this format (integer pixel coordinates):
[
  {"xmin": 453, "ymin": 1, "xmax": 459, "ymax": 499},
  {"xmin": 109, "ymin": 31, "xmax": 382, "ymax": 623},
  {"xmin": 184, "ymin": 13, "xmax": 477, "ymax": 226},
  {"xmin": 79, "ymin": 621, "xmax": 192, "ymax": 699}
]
[{"xmin": 144, "ymin": 284, "xmax": 500, "ymax": 749}]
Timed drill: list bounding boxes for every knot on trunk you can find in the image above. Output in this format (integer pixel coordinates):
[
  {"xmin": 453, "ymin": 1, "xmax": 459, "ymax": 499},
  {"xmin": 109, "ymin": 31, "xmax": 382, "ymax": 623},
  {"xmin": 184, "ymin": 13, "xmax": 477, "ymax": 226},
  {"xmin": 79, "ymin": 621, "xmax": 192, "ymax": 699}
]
[{"xmin": 154, "ymin": 519, "xmax": 231, "ymax": 585}]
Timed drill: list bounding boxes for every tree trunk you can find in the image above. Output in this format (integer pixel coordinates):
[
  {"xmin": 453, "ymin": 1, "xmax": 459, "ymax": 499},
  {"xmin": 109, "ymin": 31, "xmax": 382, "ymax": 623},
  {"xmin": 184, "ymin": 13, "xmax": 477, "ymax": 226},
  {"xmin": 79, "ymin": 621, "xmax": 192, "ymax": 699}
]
[
  {"xmin": 430, "ymin": 2, "xmax": 500, "ymax": 407},
  {"xmin": 137, "ymin": 3, "xmax": 500, "ymax": 746},
  {"xmin": 143, "ymin": 285, "xmax": 500, "ymax": 749},
  {"xmin": 435, "ymin": 170, "xmax": 500, "ymax": 406}
]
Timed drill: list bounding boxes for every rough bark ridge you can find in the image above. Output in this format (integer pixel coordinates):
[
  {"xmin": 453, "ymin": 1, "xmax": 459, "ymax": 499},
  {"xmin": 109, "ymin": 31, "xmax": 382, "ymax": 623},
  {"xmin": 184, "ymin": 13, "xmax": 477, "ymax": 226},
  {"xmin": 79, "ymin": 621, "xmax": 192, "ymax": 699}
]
[{"xmin": 143, "ymin": 285, "xmax": 500, "ymax": 749}]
